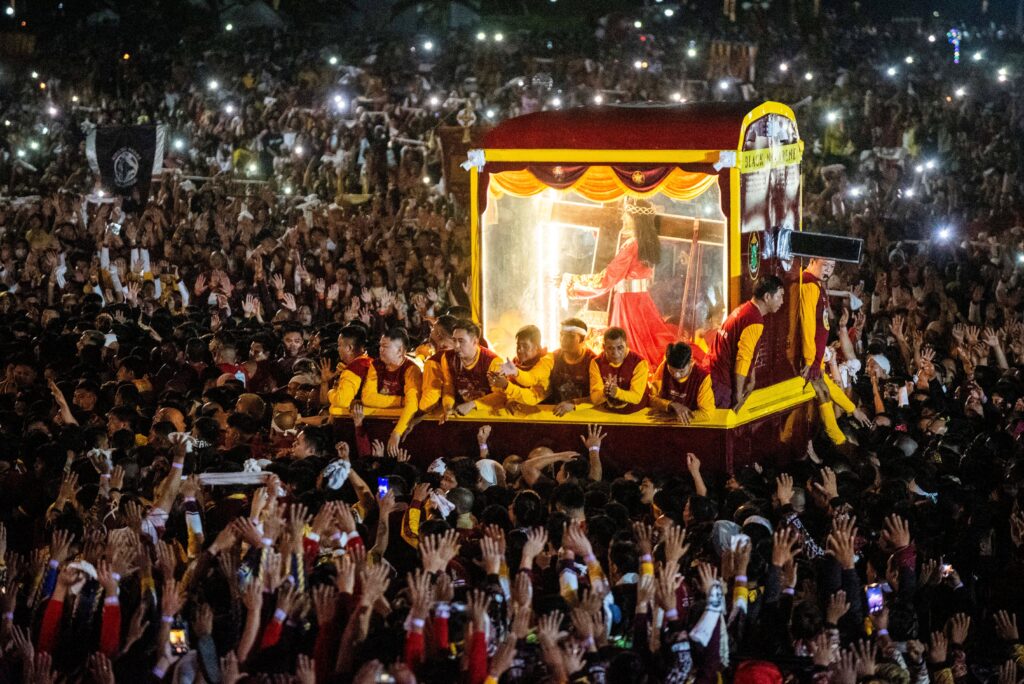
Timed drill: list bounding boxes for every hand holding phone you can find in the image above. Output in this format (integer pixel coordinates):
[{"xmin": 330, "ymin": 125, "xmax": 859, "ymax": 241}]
[{"xmin": 865, "ymin": 583, "xmax": 884, "ymax": 613}]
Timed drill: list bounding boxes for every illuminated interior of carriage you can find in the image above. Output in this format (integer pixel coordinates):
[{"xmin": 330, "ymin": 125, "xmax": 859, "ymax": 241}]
[{"xmin": 479, "ymin": 170, "xmax": 728, "ymax": 359}]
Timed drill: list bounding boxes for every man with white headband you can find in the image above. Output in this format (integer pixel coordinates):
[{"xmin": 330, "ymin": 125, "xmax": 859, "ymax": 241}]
[{"xmin": 543, "ymin": 317, "xmax": 596, "ymax": 416}]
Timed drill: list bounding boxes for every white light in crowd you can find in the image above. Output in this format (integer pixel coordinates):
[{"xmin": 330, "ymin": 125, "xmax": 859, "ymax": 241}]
[
  {"xmin": 334, "ymin": 95, "xmax": 346, "ymax": 110},
  {"xmin": 972, "ymin": 51, "xmax": 983, "ymax": 61},
  {"xmin": 423, "ymin": 40, "xmax": 434, "ymax": 51},
  {"xmin": 954, "ymin": 87, "xmax": 966, "ymax": 98},
  {"xmin": 904, "ymin": 188, "xmax": 915, "ymax": 197},
  {"xmin": 718, "ymin": 79, "xmax": 730, "ymax": 90},
  {"xmin": 2, "ymin": 120, "xmax": 9, "ymax": 126},
  {"xmin": 633, "ymin": 60, "xmax": 642, "ymax": 69},
  {"xmin": 915, "ymin": 164, "xmax": 924, "ymax": 173},
  {"xmin": 476, "ymin": 31, "xmax": 486, "ymax": 41},
  {"xmin": 1017, "ymin": 253, "xmax": 1024, "ymax": 264},
  {"xmin": 422, "ymin": 176, "xmax": 431, "ymax": 185},
  {"xmin": 294, "ymin": 145, "xmax": 304, "ymax": 156},
  {"xmin": 224, "ymin": 103, "xmax": 235, "ymax": 114},
  {"xmin": 47, "ymin": 106, "xmax": 57, "ymax": 116},
  {"xmin": 494, "ymin": 33, "xmax": 504, "ymax": 42},
  {"xmin": 207, "ymin": 79, "xmax": 219, "ymax": 91},
  {"xmin": 905, "ymin": 55, "xmax": 914, "ymax": 64},
  {"xmin": 173, "ymin": 139, "xmax": 185, "ymax": 150},
  {"xmin": 28, "ymin": 140, "xmax": 38, "ymax": 150},
  {"xmin": 225, "ymin": 22, "xmax": 233, "ymax": 31},
  {"xmin": 329, "ymin": 56, "xmax": 338, "ymax": 65},
  {"xmin": 664, "ymin": 8, "xmax": 674, "ymax": 16},
  {"xmin": 30, "ymin": 70, "xmax": 38, "ymax": 79},
  {"xmin": 937, "ymin": 226, "xmax": 952, "ymax": 241},
  {"xmin": 517, "ymin": 79, "xmax": 524, "ymax": 87},
  {"xmin": 428, "ymin": 96, "xmax": 439, "ymax": 107},
  {"xmin": 97, "ymin": 189, "xmax": 105, "ymax": 198},
  {"xmin": 886, "ymin": 66, "xmax": 897, "ymax": 76},
  {"xmin": 4, "ymin": 6, "xmax": 13, "ymax": 16},
  {"xmin": 670, "ymin": 92, "xmax": 682, "ymax": 101},
  {"xmin": 826, "ymin": 110, "xmax": 839, "ymax": 123},
  {"xmin": 928, "ymin": 34, "xmax": 936, "ymax": 42},
  {"xmin": 284, "ymin": 186, "xmax": 292, "ymax": 195},
  {"xmin": 804, "ymin": 71, "xmax": 814, "ymax": 80},
  {"xmin": 485, "ymin": 109, "xmax": 495, "ymax": 119},
  {"xmin": 551, "ymin": 97, "xmax": 562, "ymax": 107},
  {"xmin": 849, "ymin": 186, "xmax": 862, "ymax": 197},
  {"xmin": 71, "ymin": 95, "xmax": 79, "ymax": 103},
  {"xmin": 999, "ymin": 67, "xmax": 1008, "ymax": 76},
  {"xmin": 247, "ymin": 162, "xmax": 257, "ymax": 175},
  {"xmin": 641, "ymin": 60, "xmax": 649, "ymax": 69},
  {"xmin": 998, "ymin": 72, "xmax": 1008, "ymax": 83},
  {"xmin": 15, "ymin": 149, "xmax": 24, "ymax": 157},
  {"xmin": 926, "ymin": 159, "xmax": 937, "ymax": 170},
  {"xmin": 593, "ymin": 94, "xmax": 604, "ymax": 104},
  {"xmin": 40, "ymin": 126, "xmax": 47, "ymax": 135},
  {"xmin": 633, "ymin": 20, "xmax": 642, "ymax": 28},
  {"xmin": 779, "ymin": 61, "xmax": 788, "ymax": 72},
  {"xmin": 687, "ymin": 47, "xmax": 697, "ymax": 58}
]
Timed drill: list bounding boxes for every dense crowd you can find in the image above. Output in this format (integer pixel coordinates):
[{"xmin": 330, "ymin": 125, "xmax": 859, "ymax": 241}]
[{"xmin": 1, "ymin": 1, "xmax": 1024, "ymax": 683}]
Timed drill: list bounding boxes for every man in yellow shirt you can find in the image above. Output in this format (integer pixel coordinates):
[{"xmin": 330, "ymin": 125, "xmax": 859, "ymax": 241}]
[
  {"xmin": 418, "ymin": 315, "xmax": 457, "ymax": 412},
  {"xmin": 325, "ymin": 325, "xmax": 372, "ymax": 412},
  {"xmin": 650, "ymin": 342, "xmax": 715, "ymax": 424},
  {"xmin": 589, "ymin": 327, "xmax": 649, "ymax": 413},
  {"xmin": 800, "ymin": 258, "xmax": 870, "ymax": 443},
  {"xmin": 489, "ymin": 325, "xmax": 552, "ymax": 406},
  {"xmin": 359, "ymin": 327, "xmax": 423, "ymax": 451},
  {"xmin": 440, "ymin": 320, "xmax": 504, "ymax": 421}
]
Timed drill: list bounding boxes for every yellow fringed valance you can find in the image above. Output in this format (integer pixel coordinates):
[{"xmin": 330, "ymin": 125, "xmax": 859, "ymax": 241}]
[{"xmin": 488, "ymin": 165, "xmax": 718, "ymax": 202}]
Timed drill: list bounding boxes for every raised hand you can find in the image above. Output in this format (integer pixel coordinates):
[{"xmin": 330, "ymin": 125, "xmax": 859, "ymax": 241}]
[
  {"xmin": 581, "ymin": 424, "xmax": 607, "ymax": 451},
  {"xmin": 662, "ymin": 524, "xmax": 689, "ymax": 572},
  {"xmin": 880, "ymin": 514, "xmax": 911, "ymax": 551},
  {"xmin": 995, "ymin": 610, "xmax": 1020, "ymax": 642},
  {"xmin": 772, "ymin": 526, "xmax": 802, "ymax": 567},
  {"xmin": 826, "ymin": 590, "xmax": 851, "ymax": 625},
  {"xmin": 947, "ymin": 613, "xmax": 971, "ymax": 646},
  {"xmin": 88, "ymin": 653, "xmax": 116, "ymax": 684}
]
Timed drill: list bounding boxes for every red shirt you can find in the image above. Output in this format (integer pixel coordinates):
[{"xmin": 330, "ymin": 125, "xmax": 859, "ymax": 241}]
[
  {"xmin": 452, "ymin": 347, "xmax": 499, "ymax": 402},
  {"xmin": 547, "ymin": 348, "xmax": 595, "ymax": 403},
  {"xmin": 707, "ymin": 301, "xmax": 764, "ymax": 388},
  {"xmin": 595, "ymin": 350, "xmax": 649, "ymax": 413}
]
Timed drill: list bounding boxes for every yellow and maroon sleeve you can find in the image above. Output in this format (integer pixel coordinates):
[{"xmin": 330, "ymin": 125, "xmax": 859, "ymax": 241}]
[
  {"xmin": 800, "ymin": 280, "xmax": 823, "ymax": 368},
  {"xmin": 735, "ymin": 324, "xmax": 764, "ymax": 377}
]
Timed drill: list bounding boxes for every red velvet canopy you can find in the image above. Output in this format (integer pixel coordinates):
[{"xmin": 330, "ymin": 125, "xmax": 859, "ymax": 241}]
[{"xmin": 481, "ymin": 102, "xmax": 757, "ymax": 151}]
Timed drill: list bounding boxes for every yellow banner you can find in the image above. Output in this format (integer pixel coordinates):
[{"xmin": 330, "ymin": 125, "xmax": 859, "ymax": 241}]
[{"xmin": 739, "ymin": 142, "xmax": 802, "ymax": 174}]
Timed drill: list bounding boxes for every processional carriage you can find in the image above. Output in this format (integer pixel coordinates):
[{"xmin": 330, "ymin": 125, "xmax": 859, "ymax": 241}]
[{"xmin": 336, "ymin": 102, "xmax": 863, "ymax": 474}]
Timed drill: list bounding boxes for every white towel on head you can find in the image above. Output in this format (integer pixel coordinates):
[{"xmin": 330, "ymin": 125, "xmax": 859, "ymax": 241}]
[
  {"xmin": 476, "ymin": 459, "xmax": 502, "ymax": 488},
  {"xmin": 321, "ymin": 459, "xmax": 352, "ymax": 490},
  {"xmin": 429, "ymin": 490, "xmax": 455, "ymax": 518}
]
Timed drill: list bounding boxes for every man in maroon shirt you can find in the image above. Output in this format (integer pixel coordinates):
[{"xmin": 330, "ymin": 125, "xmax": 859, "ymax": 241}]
[{"xmin": 706, "ymin": 275, "xmax": 785, "ymax": 410}]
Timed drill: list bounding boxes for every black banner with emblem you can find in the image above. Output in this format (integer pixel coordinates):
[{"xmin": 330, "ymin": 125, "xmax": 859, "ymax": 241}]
[{"xmin": 85, "ymin": 125, "xmax": 165, "ymax": 203}]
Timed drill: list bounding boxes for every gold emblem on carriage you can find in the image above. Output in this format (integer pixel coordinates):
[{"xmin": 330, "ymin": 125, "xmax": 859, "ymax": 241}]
[
  {"xmin": 631, "ymin": 170, "xmax": 645, "ymax": 185},
  {"xmin": 552, "ymin": 166, "xmax": 565, "ymax": 180}
]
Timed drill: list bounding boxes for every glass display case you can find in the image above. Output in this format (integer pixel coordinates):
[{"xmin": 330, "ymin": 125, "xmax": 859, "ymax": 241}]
[{"xmin": 480, "ymin": 181, "xmax": 727, "ymax": 359}]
